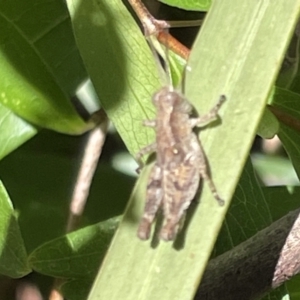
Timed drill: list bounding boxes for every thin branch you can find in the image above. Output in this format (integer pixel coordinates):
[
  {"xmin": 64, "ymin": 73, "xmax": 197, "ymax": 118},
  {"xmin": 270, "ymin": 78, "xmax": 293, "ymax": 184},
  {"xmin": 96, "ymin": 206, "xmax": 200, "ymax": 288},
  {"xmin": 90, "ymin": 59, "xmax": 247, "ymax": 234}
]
[
  {"xmin": 66, "ymin": 109, "xmax": 109, "ymax": 232},
  {"xmin": 48, "ymin": 289, "xmax": 63, "ymax": 300},
  {"xmin": 127, "ymin": 0, "xmax": 170, "ymax": 35},
  {"xmin": 127, "ymin": 0, "xmax": 190, "ymax": 60},
  {"xmin": 195, "ymin": 209, "xmax": 300, "ymax": 300},
  {"xmin": 157, "ymin": 31, "xmax": 189, "ymax": 61},
  {"xmin": 50, "ymin": 110, "xmax": 109, "ymax": 300}
]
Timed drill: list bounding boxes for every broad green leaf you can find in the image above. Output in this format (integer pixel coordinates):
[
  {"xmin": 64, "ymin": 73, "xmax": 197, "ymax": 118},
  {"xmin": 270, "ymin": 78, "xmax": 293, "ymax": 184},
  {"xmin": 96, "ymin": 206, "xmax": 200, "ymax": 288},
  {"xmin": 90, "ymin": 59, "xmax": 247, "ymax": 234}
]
[
  {"xmin": 278, "ymin": 123, "xmax": 300, "ymax": 180},
  {"xmin": 61, "ymin": 279, "xmax": 92, "ymax": 300},
  {"xmin": 0, "ymin": 0, "xmax": 91, "ymax": 134},
  {"xmin": 0, "ymin": 135, "xmax": 133, "ymax": 253},
  {"xmin": 277, "ymin": 25, "xmax": 300, "ymax": 89},
  {"xmin": 263, "ymin": 186, "xmax": 300, "ymax": 220},
  {"xmin": 0, "ymin": 181, "xmax": 31, "ymax": 278},
  {"xmin": 269, "ymin": 87, "xmax": 300, "ymax": 179},
  {"xmin": 148, "ymin": 36, "xmax": 186, "ymax": 87},
  {"xmin": 159, "ymin": 0, "xmax": 211, "ymax": 11},
  {"xmin": 0, "ymin": 103, "xmax": 37, "ymax": 160},
  {"xmin": 29, "ymin": 217, "xmax": 119, "ymax": 278},
  {"xmin": 169, "ymin": 50, "xmax": 186, "ymax": 86},
  {"xmin": 287, "ymin": 275, "xmax": 300, "ymax": 300},
  {"xmin": 66, "ymin": 0, "xmax": 160, "ymax": 156},
  {"xmin": 257, "ymin": 107, "xmax": 280, "ymax": 139},
  {"xmin": 272, "ymin": 87, "xmax": 300, "ymax": 120},
  {"xmin": 215, "ymin": 158, "xmax": 272, "ymax": 253},
  {"xmin": 87, "ymin": 0, "xmax": 300, "ymax": 299}
]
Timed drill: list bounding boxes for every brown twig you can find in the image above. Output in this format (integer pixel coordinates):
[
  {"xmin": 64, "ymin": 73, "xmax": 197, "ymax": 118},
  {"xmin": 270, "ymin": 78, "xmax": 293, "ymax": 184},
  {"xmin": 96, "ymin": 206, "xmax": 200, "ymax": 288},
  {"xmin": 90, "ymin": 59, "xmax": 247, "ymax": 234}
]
[
  {"xmin": 16, "ymin": 282, "xmax": 43, "ymax": 300},
  {"xmin": 49, "ymin": 110, "xmax": 109, "ymax": 300},
  {"xmin": 128, "ymin": 0, "xmax": 191, "ymax": 60},
  {"xmin": 157, "ymin": 30, "xmax": 190, "ymax": 61},
  {"xmin": 48, "ymin": 288, "xmax": 63, "ymax": 300},
  {"xmin": 195, "ymin": 209, "xmax": 300, "ymax": 300},
  {"xmin": 127, "ymin": 0, "xmax": 170, "ymax": 35},
  {"xmin": 66, "ymin": 110, "xmax": 109, "ymax": 232}
]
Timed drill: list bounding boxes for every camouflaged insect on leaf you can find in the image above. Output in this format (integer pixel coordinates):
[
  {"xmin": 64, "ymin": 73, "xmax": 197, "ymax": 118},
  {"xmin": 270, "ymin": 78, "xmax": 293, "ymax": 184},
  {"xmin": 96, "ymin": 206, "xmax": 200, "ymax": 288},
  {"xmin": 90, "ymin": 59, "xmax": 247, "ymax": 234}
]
[{"xmin": 136, "ymin": 86, "xmax": 226, "ymax": 241}]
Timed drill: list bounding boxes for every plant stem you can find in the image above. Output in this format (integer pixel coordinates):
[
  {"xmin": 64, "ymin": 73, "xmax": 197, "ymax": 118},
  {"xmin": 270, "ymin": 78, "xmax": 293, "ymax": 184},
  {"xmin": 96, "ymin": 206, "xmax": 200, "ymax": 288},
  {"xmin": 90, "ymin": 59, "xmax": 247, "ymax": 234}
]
[{"xmin": 127, "ymin": 0, "xmax": 190, "ymax": 59}]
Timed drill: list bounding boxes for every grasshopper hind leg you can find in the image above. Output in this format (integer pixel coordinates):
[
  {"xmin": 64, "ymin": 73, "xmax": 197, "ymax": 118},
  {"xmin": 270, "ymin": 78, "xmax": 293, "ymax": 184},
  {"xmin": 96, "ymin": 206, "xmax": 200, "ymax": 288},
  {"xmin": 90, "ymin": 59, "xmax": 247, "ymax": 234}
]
[
  {"xmin": 159, "ymin": 219, "xmax": 182, "ymax": 241},
  {"xmin": 137, "ymin": 164, "xmax": 163, "ymax": 240}
]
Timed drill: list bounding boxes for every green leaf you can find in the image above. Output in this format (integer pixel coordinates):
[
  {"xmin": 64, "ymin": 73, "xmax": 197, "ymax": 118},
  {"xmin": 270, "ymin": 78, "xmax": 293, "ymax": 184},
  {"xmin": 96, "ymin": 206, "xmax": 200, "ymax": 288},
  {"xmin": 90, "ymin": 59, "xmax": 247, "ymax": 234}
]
[
  {"xmin": 277, "ymin": 26, "xmax": 300, "ymax": 89},
  {"xmin": 0, "ymin": 103, "xmax": 37, "ymax": 160},
  {"xmin": 159, "ymin": 0, "xmax": 212, "ymax": 11},
  {"xmin": 28, "ymin": 217, "xmax": 119, "ymax": 278},
  {"xmin": 263, "ymin": 186, "xmax": 300, "ymax": 221},
  {"xmin": 287, "ymin": 275, "xmax": 300, "ymax": 300},
  {"xmin": 148, "ymin": 36, "xmax": 186, "ymax": 88},
  {"xmin": 257, "ymin": 107, "xmax": 280, "ymax": 139},
  {"xmin": 215, "ymin": 158, "xmax": 272, "ymax": 253},
  {"xmin": 272, "ymin": 87, "xmax": 300, "ymax": 121},
  {"xmin": 278, "ymin": 123, "xmax": 300, "ymax": 179},
  {"xmin": 0, "ymin": 181, "xmax": 31, "ymax": 278},
  {"xmin": 0, "ymin": 0, "xmax": 91, "ymax": 134},
  {"xmin": 85, "ymin": 0, "xmax": 300, "ymax": 299},
  {"xmin": 66, "ymin": 0, "xmax": 160, "ymax": 156},
  {"xmin": 61, "ymin": 279, "xmax": 92, "ymax": 300},
  {"xmin": 269, "ymin": 87, "xmax": 300, "ymax": 179},
  {"xmin": 0, "ymin": 134, "xmax": 133, "ymax": 253}
]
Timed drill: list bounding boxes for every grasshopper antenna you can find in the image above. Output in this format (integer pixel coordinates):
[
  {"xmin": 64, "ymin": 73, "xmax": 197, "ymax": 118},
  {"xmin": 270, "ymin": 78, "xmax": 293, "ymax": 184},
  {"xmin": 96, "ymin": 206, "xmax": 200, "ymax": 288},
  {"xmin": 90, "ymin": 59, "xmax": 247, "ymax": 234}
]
[
  {"xmin": 162, "ymin": 29, "xmax": 173, "ymax": 91},
  {"xmin": 144, "ymin": 31, "xmax": 172, "ymax": 89},
  {"xmin": 150, "ymin": 29, "xmax": 188, "ymax": 93}
]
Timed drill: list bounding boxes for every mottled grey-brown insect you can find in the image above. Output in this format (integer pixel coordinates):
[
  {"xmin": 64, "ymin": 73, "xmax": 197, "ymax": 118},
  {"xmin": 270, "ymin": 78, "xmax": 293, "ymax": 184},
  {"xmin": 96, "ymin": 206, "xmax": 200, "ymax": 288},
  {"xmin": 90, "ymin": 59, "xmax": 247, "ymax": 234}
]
[{"xmin": 136, "ymin": 82, "xmax": 226, "ymax": 241}]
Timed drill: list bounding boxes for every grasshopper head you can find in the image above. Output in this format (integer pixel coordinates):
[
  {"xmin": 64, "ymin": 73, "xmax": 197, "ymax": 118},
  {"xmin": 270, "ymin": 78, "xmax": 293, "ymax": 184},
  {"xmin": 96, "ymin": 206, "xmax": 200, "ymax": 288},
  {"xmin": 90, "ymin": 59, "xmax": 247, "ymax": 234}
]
[{"xmin": 152, "ymin": 86, "xmax": 192, "ymax": 113}]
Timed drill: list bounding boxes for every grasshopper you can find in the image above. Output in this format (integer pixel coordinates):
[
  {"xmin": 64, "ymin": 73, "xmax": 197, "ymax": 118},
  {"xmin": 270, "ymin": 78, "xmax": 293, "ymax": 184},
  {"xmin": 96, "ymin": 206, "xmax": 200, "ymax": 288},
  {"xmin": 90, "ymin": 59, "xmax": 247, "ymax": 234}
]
[{"xmin": 136, "ymin": 85, "xmax": 225, "ymax": 241}]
